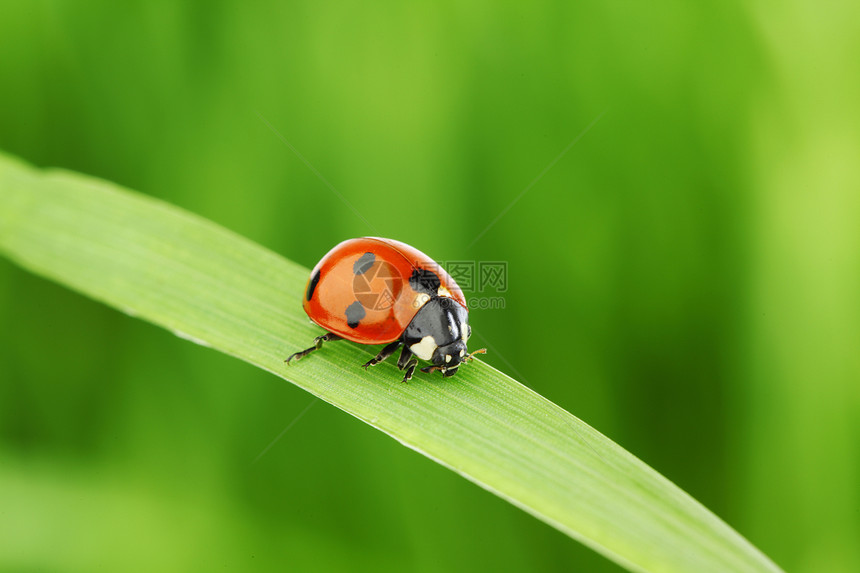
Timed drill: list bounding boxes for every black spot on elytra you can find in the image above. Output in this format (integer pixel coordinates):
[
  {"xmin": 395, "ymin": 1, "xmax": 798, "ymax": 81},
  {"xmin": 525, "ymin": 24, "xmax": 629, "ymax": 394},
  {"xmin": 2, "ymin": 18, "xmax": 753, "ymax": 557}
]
[
  {"xmin": 345, "ymin": 300, "xmax": 366, "ymax": 328},
  {"xmin": 306, "ymin": 269, "xmax": 321, "ymax": 301},
  {"xmin": 409, "ymin": 268, "xmax": 441, "ymax": 294},
  {"xmin": 353, "ymin": 252, "xmax": 376, "ymax": 275}
]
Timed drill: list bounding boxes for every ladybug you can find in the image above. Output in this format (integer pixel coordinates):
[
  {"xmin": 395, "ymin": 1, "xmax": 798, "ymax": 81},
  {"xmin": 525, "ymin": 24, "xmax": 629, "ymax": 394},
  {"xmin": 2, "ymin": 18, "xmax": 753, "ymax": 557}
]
[{"xmin": 287, "ymin": 237, "xmax": 485, "ymax": 382}]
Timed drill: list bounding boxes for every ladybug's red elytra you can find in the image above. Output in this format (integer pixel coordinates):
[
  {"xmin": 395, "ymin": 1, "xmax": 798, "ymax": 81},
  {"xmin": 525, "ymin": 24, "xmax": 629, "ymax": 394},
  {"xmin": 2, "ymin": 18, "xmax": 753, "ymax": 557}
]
[{"xmin": 287, "ymin": 237, "xmax": 485, "ymax": 382}]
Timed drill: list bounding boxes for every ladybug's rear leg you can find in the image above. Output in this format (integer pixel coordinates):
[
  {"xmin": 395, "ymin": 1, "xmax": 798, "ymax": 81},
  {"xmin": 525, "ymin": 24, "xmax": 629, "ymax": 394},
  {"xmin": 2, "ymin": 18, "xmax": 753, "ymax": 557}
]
[
  {"xmin": 363, "ymin": 341, "xmax": 402, "ymax": 370},
  {"xmin": 397, "ymin": 346, "xmax": 419, "ymax": 383},
  {"xmin": 286, "ymin": 332, "xmax": 341, "ymax": 364}
]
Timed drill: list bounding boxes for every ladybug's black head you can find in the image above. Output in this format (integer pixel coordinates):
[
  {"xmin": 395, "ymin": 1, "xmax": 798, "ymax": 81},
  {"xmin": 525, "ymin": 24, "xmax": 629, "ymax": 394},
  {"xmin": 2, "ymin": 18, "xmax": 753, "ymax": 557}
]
[
  {"xmin": 430, "ymin": 339, "xmax": 469, "ymax": 377},
  {"xmin": 404, "ymin": 297, "xmax": 484, "ymax": 377}
]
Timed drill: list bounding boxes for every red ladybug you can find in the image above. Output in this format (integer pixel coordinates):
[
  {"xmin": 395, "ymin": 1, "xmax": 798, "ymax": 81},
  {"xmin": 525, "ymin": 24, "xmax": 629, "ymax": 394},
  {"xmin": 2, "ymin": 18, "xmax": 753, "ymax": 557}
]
[{"xmin": 287, "ymin": 237, "xmax": 485, "ymax": 381}]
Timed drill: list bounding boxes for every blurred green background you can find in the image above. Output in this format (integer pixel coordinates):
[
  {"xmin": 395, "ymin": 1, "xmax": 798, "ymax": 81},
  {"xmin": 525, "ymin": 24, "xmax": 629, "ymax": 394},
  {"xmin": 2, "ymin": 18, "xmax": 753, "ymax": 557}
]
[{"xmin": 1, "ymin": 1, "xmax": 858, "ymax": 571}]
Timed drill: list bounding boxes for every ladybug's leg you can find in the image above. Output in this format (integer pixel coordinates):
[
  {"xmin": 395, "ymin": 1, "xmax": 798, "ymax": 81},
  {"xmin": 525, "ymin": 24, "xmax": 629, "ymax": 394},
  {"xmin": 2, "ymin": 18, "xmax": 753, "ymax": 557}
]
[
  {"xmin": 396, "ymin": 346, "xmax": 419, "ymax": 383},
  {"xmin": 285, "ymin": 332, "xmax": 341, "ymax": 364},
  {"xmin": 362, "ymin": 341, "xmax": 402, "ymax": 370}
]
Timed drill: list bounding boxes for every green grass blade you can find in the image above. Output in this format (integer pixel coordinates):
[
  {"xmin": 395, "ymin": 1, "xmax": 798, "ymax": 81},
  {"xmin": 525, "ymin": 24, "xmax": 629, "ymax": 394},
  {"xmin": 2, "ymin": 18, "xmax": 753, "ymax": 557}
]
[{"xmin": 0, "ymin": 152, "xmax": 782, "ymax": 573}]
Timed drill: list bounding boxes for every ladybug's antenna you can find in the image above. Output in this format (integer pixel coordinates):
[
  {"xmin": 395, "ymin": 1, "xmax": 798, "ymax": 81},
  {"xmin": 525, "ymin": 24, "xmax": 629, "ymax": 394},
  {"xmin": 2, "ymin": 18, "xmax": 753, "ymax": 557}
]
[{"xmin": 463, "ymin": 348, "xmax": 487, "ymax": 362}]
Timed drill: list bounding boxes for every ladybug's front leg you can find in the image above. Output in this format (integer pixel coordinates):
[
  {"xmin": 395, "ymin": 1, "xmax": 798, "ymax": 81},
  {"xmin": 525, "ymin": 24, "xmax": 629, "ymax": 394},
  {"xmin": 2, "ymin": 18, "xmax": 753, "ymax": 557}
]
[
  {"xmin": 285, "ymin": 332, "xmax": 341, "ymax": 364},
  {"xmin": 396, "ymin": 346, "xmax": 419, "ymax": 383},
  {"xmin": 363, "ymin": 341, "xmax": 402, "ymax": 370}
]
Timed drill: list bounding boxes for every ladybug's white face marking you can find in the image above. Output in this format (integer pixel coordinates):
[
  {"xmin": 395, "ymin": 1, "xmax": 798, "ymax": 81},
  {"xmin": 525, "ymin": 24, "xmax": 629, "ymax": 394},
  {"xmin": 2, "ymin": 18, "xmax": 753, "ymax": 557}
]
[{"xmin": 410, "ymin": 335, "xmax": 438, "ymax": 361}]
